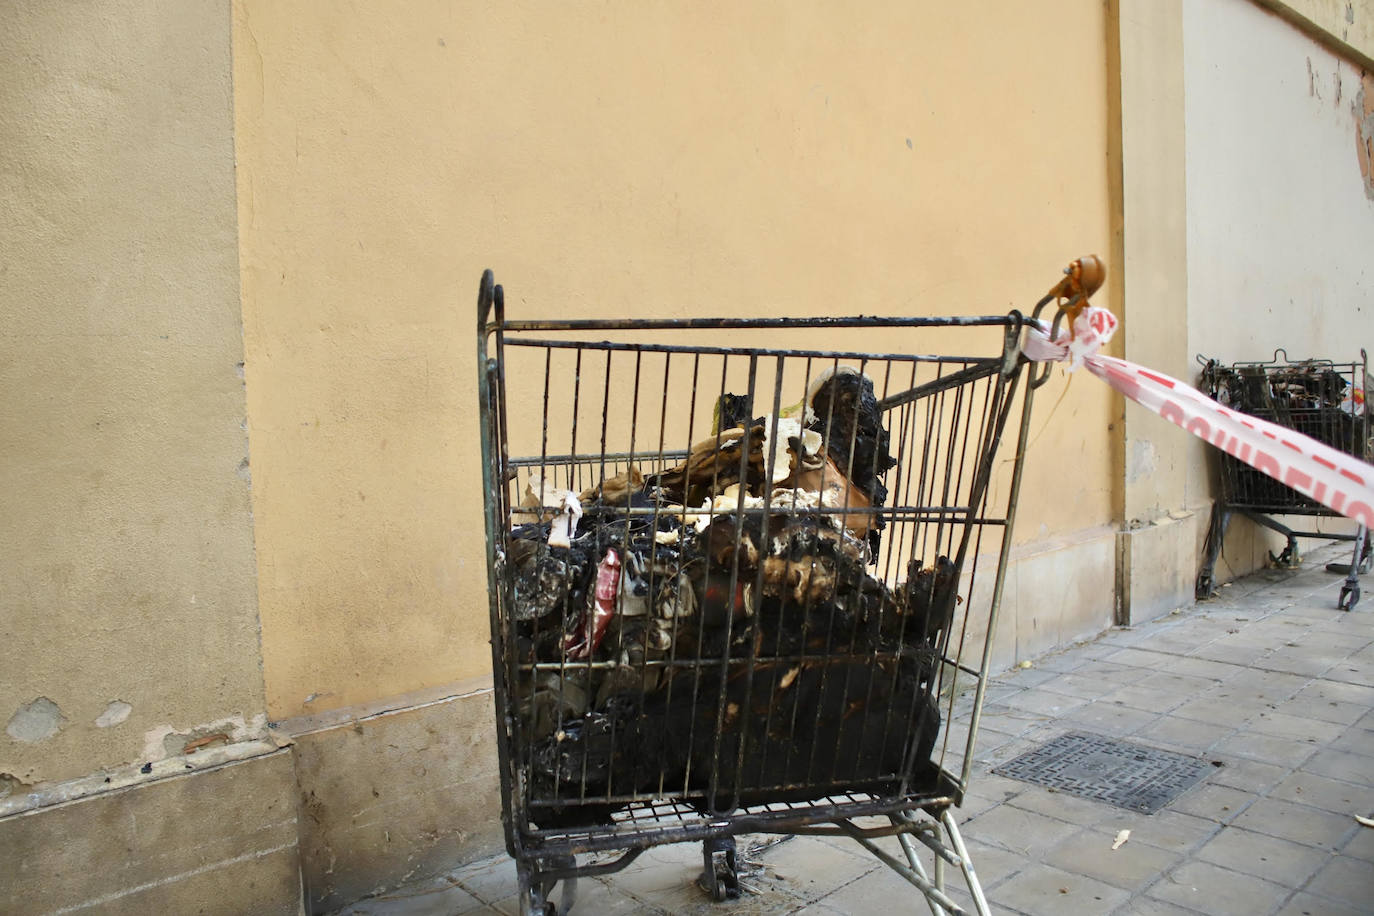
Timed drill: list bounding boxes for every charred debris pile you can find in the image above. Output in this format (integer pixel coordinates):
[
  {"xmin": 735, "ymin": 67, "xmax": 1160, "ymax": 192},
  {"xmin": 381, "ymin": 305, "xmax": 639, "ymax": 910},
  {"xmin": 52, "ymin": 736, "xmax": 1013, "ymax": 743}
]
[
  {"xmin": 501, "ymin": 368, "xmax": 962, "ymax": 824},
  {"xmin": 1203, "ymin": 357, "xmax": 1371, "ymax": 457}
]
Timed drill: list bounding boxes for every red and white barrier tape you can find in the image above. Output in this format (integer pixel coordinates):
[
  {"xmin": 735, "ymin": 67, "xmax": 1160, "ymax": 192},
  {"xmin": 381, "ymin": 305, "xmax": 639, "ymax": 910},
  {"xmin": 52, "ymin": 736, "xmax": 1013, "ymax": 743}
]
[{"xmin": 1023, "ymin": 308, "xmax": 1374, "ymax": 527}]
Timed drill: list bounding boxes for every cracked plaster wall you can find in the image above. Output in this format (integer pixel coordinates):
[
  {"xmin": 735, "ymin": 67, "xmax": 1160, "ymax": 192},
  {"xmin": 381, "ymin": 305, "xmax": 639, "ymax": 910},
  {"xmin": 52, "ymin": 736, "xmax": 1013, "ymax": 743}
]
[{"xmin": 0, "ymin": 0, "xmax": 268, "ymax": 787}]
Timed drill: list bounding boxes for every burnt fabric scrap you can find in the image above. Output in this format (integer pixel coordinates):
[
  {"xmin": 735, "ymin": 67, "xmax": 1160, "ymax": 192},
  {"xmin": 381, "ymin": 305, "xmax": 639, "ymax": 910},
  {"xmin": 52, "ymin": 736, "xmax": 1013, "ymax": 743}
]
[{"xmin": 503, "ymin": 375, "xmax": 957, "ymax": 828}]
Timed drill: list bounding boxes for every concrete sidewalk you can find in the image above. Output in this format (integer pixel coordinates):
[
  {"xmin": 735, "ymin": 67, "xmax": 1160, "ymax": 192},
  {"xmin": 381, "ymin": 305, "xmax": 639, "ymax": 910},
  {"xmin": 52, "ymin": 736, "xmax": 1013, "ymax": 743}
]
[{"xmin": 338, "ymin": 543, "xmax": 1374, "ymax": 915}]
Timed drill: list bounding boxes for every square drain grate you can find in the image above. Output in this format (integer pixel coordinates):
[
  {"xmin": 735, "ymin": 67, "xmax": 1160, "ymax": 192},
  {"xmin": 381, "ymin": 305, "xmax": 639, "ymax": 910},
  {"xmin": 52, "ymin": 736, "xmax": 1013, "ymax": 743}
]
[{"xmin": 993, "ymin": 732, "xmax": 1214, "ymax": 814}]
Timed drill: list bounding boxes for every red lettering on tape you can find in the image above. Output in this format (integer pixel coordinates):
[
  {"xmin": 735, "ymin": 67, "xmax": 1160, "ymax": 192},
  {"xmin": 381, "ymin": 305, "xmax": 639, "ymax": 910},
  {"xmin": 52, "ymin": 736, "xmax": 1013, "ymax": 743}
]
[
  {"xmin": 1253, "ymin": 450, "xmax": 1282, "ymax": 480},
  {"xmin": 1140, "ymin": 370, "xmax": 1176, "ymax": 389},
  {"xmin": 1159, "ymin": 399, "xmax": 1185, "ymax": 426},
  {"xmin": 1283, "ymin": 466, "xmax": 1313, "ymax": 492}
]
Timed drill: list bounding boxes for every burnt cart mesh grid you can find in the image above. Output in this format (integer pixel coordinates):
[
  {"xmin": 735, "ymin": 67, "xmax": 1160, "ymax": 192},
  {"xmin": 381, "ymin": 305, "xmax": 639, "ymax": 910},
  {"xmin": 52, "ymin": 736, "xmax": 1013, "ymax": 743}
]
[
  {"xmin": 477, "ymin": 271, "xmax": 1057, "ymax": 916},
  {"xmin": 1194, "ymin": 349, "xmax": 1371, "ymax": 611}
]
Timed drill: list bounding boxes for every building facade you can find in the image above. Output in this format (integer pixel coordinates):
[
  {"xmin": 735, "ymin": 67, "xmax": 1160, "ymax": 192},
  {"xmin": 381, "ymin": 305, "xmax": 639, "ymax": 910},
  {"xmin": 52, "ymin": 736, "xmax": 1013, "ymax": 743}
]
[{"xmin": 3, "ymin": 0, "xmax": 1371, "ymax": 911}]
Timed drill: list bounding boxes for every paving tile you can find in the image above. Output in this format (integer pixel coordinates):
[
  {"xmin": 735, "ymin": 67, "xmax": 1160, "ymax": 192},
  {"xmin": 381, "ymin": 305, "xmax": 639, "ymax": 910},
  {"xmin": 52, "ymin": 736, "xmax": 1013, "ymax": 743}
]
[
  {"xmin": 1213, "ymin": 668, "xmax": 1311, "ymax": 703},
  {"xmin": 999, "ymin": 689, "xmax": 1091, "ymax": 717},
  {"xmin": 456, "ymin": 857, "xmax": 521, "ymax": 905},
  {"xmin": 1339, "ymin": 825, "xmax": 1374, "ymax": 861},
  {"xmin": 1325, "ymin": 661, "xmax": 1374, "ymax": 688},
  {"xmin": 1136, "ymin": 671, "xmax": 1227, "ymax": 696},
  {"xmin": 1211, "ymin": 732, "xmax": 1320, "ymax": 769},
  {"xmin": 605, "ymin": 840, "xmax": 715, "ymax": 904},
  {"xmin": 959, "ymin": 837, "xmax": 1035, "ymax": 890},
  {"xmin": 1004, "ymin": 783, "xmax": 1120, "ymax": 827},
  {"xmin": 782, "ymin": 905, "xmax": 841, "ymax": 916},
  {"xmin": 1092, "ymin": 810, "xmax": 1220, "ymax": 856},
  {"xmin": 1075, "ymin": 659, "xmax": 1147, "ymax": 678},
  {"xmin": 1158, "ymin": 656, "xmax": 1251, "ymax": 682},
  {"xmin": 962, "ymin": 770, "xmax": 1033, "ymax": 804},
  {"xmin": 1113, "ymin": 898, "xmax": 1209, "ymax": 916},
  {"xmin": 334, "ymin": 880, "xmax": 489, "ymax": 915},
  {"xmin": 1242, "ymin": 711, "xmax": 1347, "ymax": 745},
  {"xmin": 1134, "ymin": 715, "xmax": 1232, "ymax": 753},
  {"xmin": 1327, "ymin": 724, "xmax": 1374, "ymax": 758},
  {"xmin": 490, "ymin": 878, "xmax": 656, "ymax": 916},
  {"xmin": 988, "ymin": 862, "xmax": 1131, "ymax": 916},
  {"xmin": 1167, "ymin": 782, "xmax": 1255, "ymax": 824},
  {"xmin": 1193, "ymin": 826, "xmax": 1332, "ymax": 887},
  {"xmin": 1099, "ymin": 627, "xmax": 1157, "ymax": 646},
  {"xmin": 812, "ymin": 839, "xmax": 1028, "ymax": 915},
  {"xmin": 960, "ymin": 804, "xmax": 1081, "ymax": 857},
  {"xmin": 1146, "ymin": 860, "xmax": 1288, "ymax": 916},
  {"xmin": 1206, "ymin": 757, "xmax": 1290, "ymax": 794},
  {"xmin": 1032, "ymin": 651, "xmax": 1092, "ymax": 673},
  {"xmin": 1268, "ymin": 771, "xmax": 1372, "ymax": 815},
  {"xmin": 1299, "ymin": 749, "xmax": 1372, "ymax": 785},
  {"xmin": 974, "ymin": 703, "xmax": 1051, "ymax": 738},
  {"xmin": 1105, "ymin": 648, "xmax": 1183, "ymax": 671},
  {"xmin": 998, "ymin": 665, "xmax": 1063, "ymax": 689},
  {"xmin": 1274, "ymin": 891, "xmax": 1369, "ymax": 916},
  {"xmin": 748, "ymin": 835, "xmax": 873, "ymax": 903},
  {"xmin": 974, "ymin": 733, "xmax": 1057, "ymax": 768},
  {"xmin": 1289, "ymin": 629, "xmax": 1372, "ymax": 653},
  {"xmin": 1298, "ymin": 856, "xmax": 1373, "ymax": 911},
  {"xmin": 1230, "ymin": 797, "xmax": 1357, "ymax": 851},
  {"xmin": 1059, "ymin": 702, "xmax": 1162, "ymax": 737},
  {"xmin": 1186, "ymin": 640, "xmax": 1272, "ymax": 667},
  {"xmin": 1170, "ymin": 695, "xmax": 1258, "ymax": 728},
  {"xmin": 1098, "ymin": 683, "xmax": 1195, "ymax": 714},
  {"xmin": 1043, "ymin": 827, "xmax": 1183, "ymax": 891},
  {"xmin": 1037, "ymin": 672, "xmax": 1123, "ymax": 701},
  {"xmin": 1271, "ymin": 695, "xmax": 1369, "ymax": 726},
  {"xmin": 1251, "ymin": 652, "xmax": 1341, "ymax": 678}
]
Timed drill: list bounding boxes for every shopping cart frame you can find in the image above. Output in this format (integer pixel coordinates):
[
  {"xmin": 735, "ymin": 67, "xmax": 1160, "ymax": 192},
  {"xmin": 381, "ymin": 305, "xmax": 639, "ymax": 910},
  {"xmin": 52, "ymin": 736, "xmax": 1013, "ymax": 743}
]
[
  {"xmin": 477, "ymin": 270, "xmax": 1062, "ymax": 915},
  {"xmin": 1194, "ymin": 349, "xmax": 1370, "ymax": 610}
]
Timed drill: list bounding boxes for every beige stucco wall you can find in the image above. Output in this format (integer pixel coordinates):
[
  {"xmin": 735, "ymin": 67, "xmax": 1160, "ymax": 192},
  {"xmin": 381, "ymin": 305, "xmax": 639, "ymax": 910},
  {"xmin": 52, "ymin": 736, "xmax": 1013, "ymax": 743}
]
[
  {"xmin": 1183, "ymin": 0, "xmax": 1374, "ymax": 567},
  {"xmin": 233, "ymin": 0, "xmax": 1119, "ymax": 721},
  {"xmin": 0, "ymin": 0, "xmax": 266, "ymax": 787},
  {"xmin": 1252, "ymin": 0, "xmax": 1374, "ymax": 70}
]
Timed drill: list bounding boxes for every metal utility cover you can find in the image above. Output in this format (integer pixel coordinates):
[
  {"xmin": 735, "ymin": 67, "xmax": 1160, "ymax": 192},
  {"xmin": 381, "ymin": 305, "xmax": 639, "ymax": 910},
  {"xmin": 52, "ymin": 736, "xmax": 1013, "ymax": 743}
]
[{"xmin": 993, "ymin": 732, "xmax": 1213, "ymax": 814}]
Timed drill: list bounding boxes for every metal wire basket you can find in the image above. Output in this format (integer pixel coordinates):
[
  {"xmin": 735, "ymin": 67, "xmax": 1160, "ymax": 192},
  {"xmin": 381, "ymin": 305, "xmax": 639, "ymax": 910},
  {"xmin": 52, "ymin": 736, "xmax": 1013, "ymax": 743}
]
[
  {"xmin": 1195, "ymin": 349, "xmax": 1371, "ymax": 610},
  {"xmin": 477, "ymin": 270, "xmax": 1050, "ymax": 915}
]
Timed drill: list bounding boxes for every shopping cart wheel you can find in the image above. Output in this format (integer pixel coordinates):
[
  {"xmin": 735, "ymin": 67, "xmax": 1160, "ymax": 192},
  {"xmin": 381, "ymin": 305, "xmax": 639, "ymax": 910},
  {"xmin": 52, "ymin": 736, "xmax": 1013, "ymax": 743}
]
[
  {"xmin": 1339, "ymin": 583, "xmax": 1359, "ymax": 612},
  {"xmin": 522, "ymin": 884, "xmax": 555, "ymax": 916},
  {"xmin": 1270, "ymin": 538, "xmax": 1301, "ymax": 568},
  {"xmin": 699, "ymin": 836, "xmax": 740, "ymax": 902}
]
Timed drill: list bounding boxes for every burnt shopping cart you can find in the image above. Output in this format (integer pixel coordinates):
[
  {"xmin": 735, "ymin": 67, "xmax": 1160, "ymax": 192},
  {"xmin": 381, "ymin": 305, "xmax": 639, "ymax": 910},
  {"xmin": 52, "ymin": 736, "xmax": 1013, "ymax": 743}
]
[
  {"xmin": 476, "ymin": 266, "xmax": 1079, "ymax": 915},
  {"xmin": 1194, "ymin": 350, "xmax": 1371, "ymax": 611}
]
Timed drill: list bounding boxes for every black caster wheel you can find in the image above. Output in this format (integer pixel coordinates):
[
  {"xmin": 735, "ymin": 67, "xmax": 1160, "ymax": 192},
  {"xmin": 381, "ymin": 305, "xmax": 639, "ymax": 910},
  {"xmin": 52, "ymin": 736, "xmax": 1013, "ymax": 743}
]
[
  {"xmin": 1339, "ymin": 584, "xmax": 1360, "ymax": 611},
  {"xmin": 699, "ymin": 836, "xmax": 741, "ymax": 902}
]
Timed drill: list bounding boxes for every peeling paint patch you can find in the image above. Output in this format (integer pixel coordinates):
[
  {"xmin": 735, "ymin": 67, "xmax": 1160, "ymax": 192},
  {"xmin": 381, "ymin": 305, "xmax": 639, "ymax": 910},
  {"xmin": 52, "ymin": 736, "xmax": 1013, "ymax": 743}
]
[
  {"xmin": 1357, "ymin": 71, "xmax": 1374, "ymax": 201},
  {"xmin": 141, "ymin": 713, "xmax": 269, "ymax": 764},
  {"xmin": 6, "ymin": 697, "xmax": 65, "ymax": 742},
  {"xmin": 1127, "ymin": 438, "xmax": 1158, "ymax": 484},
  {"xmin": 0, "ymin": 772, "xmax": 34, "ymax": 800},
  {"xmin": 95, "ymin": 700, "xmax": 133, "ymax": 729}
]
